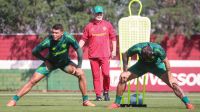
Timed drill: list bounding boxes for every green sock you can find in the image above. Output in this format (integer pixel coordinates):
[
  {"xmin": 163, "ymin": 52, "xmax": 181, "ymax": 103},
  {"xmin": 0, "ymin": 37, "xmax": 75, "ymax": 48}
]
[
  {"xmin": 182, "ymin": 96, "xmax": 190, "ymax": 104},
  {"xmin": 82, "ymin": 95, "xmax": 89, "ymax": 102},
  {"xmin": 114, "ymin": 95, "xmax": 122, "ymax": 104},
  {"xmin": 13, "ymin": 95, "xmax": 20, "ymax": 102}
]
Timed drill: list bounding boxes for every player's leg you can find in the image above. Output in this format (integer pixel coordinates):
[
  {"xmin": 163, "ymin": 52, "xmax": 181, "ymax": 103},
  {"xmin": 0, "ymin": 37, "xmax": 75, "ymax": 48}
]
[
  {"xmin": 100, "ymin": 57, "xmax": 110, "ymax": 101},
  {"xmin": 7, "ymin": 63, "xmax": 51, "ymax": 107},
  {"xmin": 62, "ymin": 62, "xmax": 95, "ymax": 106},
  {"xmin": 154, "ymin": 62, "xmax": 194, "ymax": 110},
  {"xmin": 108, "ymin": 71, "xmax": 138, "ymax": 109},
  {"xmin": 7, "ymin": 72, "xmax": 46, "ymax": 106},
  {"xmin": 89, "ymin": 58, "xmax": 102, "ymax": 101},
  {"xmin": 160, "ymin": 73, "xmax": 194, "ymax": 109},
  {"xmin": 108, "ymin": 62, "xmax": 145, "ymax": 109}
]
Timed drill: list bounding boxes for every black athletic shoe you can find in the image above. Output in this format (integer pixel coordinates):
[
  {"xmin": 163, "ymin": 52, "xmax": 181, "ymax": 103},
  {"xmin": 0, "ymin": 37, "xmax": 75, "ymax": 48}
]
[
  {"xmin": 95, "ymin": 96, "xmax": 103, "ymax": 101},
  {"xmin": 103, "ymin": 92, "xmax": 110, "ymax": 101}
]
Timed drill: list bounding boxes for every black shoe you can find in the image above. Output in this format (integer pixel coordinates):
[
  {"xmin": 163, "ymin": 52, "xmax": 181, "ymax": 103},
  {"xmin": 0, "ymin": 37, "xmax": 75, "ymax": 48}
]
[
  {"xmin": 95, "ymin": 96, "xmax": 103, "ymax": 101},
  {"xmin": 103, "ymin": 92, "xmax": 110, "ymax": 101}
]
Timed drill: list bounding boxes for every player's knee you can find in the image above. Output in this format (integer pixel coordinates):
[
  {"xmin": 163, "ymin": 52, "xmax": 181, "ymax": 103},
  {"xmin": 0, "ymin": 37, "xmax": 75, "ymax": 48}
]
[
  {"xmin": 120, "ymin": 72, "xmax": 128, "ymax": 84},
  {"xmin": 171, "ymin": 81, "xmax": 179, "ymax": 87},
  {"xmin": 78, "ymin": 72, "xmax": 83, "ymax": 77},
  {"xmin": 170, "ymin": 78, "xmax": 178, "ymax": 85},
  {"xmin": 76, "ymin": 71, "xmax": 85, "ymax": 79},
  {"xmin": 71, "ymin": 69, "xmax": 76, "ymax": 75}
]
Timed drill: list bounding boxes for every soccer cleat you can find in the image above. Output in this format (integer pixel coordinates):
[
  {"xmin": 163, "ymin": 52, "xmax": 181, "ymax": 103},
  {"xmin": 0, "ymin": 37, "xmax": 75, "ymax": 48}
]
[
  {"xmin": 103, "ymin": 92, "xmax": 110, "ymax": 101},
  {"xmin": 186, "ymin": 103, "xmax": 194, "ymax": 110},
  {"xmin": 108, "ymin": 103, "xmax": 120, "ymax": 109},
  {"xmin": 83, "ymin": 100, "xmax": 96, "ymax": 107},
  {"xmin": 7, "ymin": 100, "xmax": 16, "ymax": 107},
  {"xmin": 95, "ymin": 96, "xmax": 103, "ymax": 101}
]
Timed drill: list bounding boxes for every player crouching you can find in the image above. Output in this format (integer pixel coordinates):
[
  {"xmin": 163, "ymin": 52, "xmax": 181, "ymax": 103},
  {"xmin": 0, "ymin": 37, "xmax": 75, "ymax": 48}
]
[
  {"xmin": 7, "ymin": 24, "xmax": 95, "ymax": 107},
  {"xmin": 108, "ymin": 42, "xmax": 194, "ymax": 110}
]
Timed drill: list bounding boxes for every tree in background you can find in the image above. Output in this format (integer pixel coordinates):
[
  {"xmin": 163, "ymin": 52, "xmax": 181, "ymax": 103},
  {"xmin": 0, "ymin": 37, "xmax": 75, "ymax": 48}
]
[
  {"xmin": 143, "ymin": 0, "xmax": 200, "ymax": 38},
  {"xmin": 0, "ymin": 0, "xmax": 199, "ymax": 39}
]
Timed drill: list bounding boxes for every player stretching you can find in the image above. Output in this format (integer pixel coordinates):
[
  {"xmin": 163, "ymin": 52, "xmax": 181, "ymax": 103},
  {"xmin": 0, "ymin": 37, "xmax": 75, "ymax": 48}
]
[
  {"xmin": 108, "ymin": 42, "xmax": 194, "ymax": 109},
  {"xmin": 7, "ymin": 24, "xmax": 95, "ymax": 107}
]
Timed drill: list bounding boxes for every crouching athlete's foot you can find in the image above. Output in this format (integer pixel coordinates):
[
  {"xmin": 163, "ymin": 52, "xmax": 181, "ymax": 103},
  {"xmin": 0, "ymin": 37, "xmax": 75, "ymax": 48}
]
[
  {"xmin": 7, "ymin": 100, "xmax": 16, "ymax": 107},
  {"xmin": 108, "ymin": 103, "xmax": 120, "ymax": 109},
  {"xmin": 186, "ymin": 103, "xmax": 194, "ymax": 110},
  {"xmin": 83, "ymin": 100, "xmax": 96, "ymax": 107}
]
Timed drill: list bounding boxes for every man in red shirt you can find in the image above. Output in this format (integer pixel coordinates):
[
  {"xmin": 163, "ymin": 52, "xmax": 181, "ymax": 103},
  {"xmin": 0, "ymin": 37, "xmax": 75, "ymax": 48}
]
[{"xmin": 79, "ymin": 5, "xmax": 117, "ymax": 101}]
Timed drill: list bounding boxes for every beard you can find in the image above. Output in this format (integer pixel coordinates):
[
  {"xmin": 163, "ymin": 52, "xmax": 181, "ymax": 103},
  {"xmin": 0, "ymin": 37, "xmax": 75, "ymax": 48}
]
[{"xmin": 95, "ymin": 16, "xmax": 103, "ymax": 21}]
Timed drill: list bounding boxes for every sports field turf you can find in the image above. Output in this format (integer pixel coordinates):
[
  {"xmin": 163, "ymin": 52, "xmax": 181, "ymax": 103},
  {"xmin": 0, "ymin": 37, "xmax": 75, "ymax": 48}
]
[{"xmin": 0, "ymin": 92, "xmax": 199, "ymax": 112}]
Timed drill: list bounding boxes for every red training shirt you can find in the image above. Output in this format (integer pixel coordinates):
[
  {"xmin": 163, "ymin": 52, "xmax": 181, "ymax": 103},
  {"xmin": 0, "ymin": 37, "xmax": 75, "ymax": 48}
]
[{"xmin": 81, "ymin": 19, "xmax": 116, "ymax": 58}]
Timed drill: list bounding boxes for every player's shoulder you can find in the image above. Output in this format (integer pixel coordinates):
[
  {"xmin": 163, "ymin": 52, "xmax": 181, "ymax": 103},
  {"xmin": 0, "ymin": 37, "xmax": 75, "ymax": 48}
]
[
  {"xmin": 102, "ymin": 19, "xmax": 110, "ymax": 23},
  {"xmin": 83, "ymin": 21, "xmax": 93, "ymax": 30},
  {"xmin": 63, "ymin": 32, "xmax": 76, "ymax": 41},
  {"xmin": 39, "ymin": 35, "xmax": 51, "ymax": 46},
  {"xmin": 102, "ymin": 20, "xmax": 113, "ymax": 26},
  {"xmin": 149, "ymin": 42, "xmax": 162, "ymax": 48},
  {"xmin": 43, "ymin": 35, "xmax": 52, "ymax": 42},
  {"xmin": 85, "ymin": 20, "xmax": 95, "ymax": 26},
  {"xmin": 150, "ymin": 43, "xmax": 165, "ymax": 54}
]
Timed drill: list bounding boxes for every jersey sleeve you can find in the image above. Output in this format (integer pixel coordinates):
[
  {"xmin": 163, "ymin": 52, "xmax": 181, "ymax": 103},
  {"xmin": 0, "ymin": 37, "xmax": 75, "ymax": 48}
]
[
  {"xmin": 66, "ymin": 34, "xmax": 80, "ymax": 50},
  {"xmin": 32, "ymin": 37, "xmax": 50, "ymax": 53},
  {"xmin": 81, "ymin": 24, "xmax": 89, "ymax": 42},
  {"xmin": 108, "ymin": 22, "xmax": 116, "ymax": 41},
  {"xmin": 154, "ymin": 44, "xmax": 166, "ymax": 61},
  {"xmin": 32, "ymin": 37, "xmax": 50, "ymax": 60},
  {"xmin": 126, "ymin": 44, "xmax": 142, "ymax": 57}
]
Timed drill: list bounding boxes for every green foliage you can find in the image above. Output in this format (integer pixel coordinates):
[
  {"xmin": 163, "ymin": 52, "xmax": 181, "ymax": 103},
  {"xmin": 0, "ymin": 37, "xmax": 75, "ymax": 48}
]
[
  {"xmin": 142, "ymin": 0, "xmax": 200, "ymax": 38},
  {"xmin": 0, "ymin": 0, "xmax": 199, "ymax": 38}
]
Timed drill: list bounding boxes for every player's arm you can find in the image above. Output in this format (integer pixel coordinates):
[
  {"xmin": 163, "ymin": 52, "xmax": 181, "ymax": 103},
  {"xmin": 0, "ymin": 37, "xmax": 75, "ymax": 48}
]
[
  {"xmin": 68, "ymin": 34, "xmax": 84, "ymax": 76},
  {"xmin": 76, "ymin": 47, "xmax": 83, "ymax": 68},
  {"xmin": 122, "ymin": 52, "xmax": 129, "ymax": 71},
  {"xmin": 32, "ymin": 37, "xmax": 54, "ymax": 69},
  {"xmin": 156, "ymin": 45, "xmax": 169, "ymax": 71},
  {"xmin": 112, "ymin": 40, "xmax": 117, "ymax": 57},
  {"xmin": 68, "ymin": 35, "xmax": 83, "ymax": 68},
  {"xmin": 108, "ymin": 22, "xmax": 117, "ymax": 58},
  {"xmin": 79, "ymin": 40, "xmax": 85, "ymax": 48},
  {"xmin": 163, "ymin": 57, "xmax": 171, "ymax": 72},
  {"xmin": 122, "ymin": 44, "xmax": 140, "ymax": 71},
  {"xmin": 162, "ymin": 57, "xmax": 175, "ymax": 85},
  {"xmin": 79, "ymin": 25, "xmax": 89, "ymax": 48},
  {"xmin": 32, "ymin": 38, "xmax": 49, "ymax": 61},
  {"xmin": 156, "ymin": 45, "xmax": 174, "ymax": 83}
]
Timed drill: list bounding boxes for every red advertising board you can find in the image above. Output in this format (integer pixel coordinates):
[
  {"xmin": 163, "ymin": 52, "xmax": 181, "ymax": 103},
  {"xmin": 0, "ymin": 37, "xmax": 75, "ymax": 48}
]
[{"xmin": 109, "ymin": 67, "xmax": 200, "ymax": 92}]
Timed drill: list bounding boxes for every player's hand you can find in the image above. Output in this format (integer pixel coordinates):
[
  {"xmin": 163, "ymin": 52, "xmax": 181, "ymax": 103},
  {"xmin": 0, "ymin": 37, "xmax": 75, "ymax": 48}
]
[
  {"xmin": 75, "ymin": 68, "xmax": 84, "ymax": 77},
  {"xmin": 111, "ymin": 50, "xmax": 116, "ymax": 58},
  {"xmin": 45, "ymin": 60, "xmax": 53, "ymax": 70}
]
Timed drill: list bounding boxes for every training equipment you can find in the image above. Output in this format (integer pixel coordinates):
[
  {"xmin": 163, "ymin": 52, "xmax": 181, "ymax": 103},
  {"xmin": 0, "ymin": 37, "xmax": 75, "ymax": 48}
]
[
  {"xmin": 118, "ymin": 0, "xmax": 150, "ymax": 107},
  {"xmin": 130, "ymin": 94, "xmax": 143, "ymax": 105}
]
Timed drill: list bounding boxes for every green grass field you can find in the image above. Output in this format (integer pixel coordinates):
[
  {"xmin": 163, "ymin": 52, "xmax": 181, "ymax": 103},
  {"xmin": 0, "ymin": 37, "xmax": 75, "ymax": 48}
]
[{"xmin": 0, "ymin": 92, "xmax": 199, "ymax": 112}]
